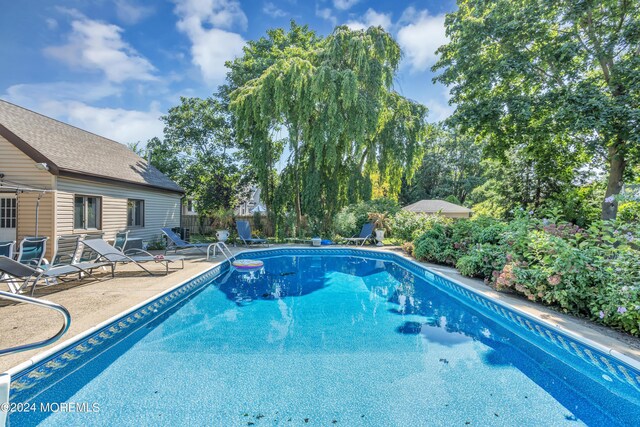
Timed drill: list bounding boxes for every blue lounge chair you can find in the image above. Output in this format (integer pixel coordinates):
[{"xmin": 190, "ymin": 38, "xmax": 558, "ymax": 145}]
[
  {"xmin": 236, "ymin": 220, "xmax": 268, "ymax": 246},
  {"xmin": 0, "ymin": 241, "xmax": 15, "ymax": 259},
  {"xmin": 343, "ymin": 222, "xmax": 375, "ymax": 246},
  {"xmin": 160, "ymin": 228, "xmax": 211, "ymax": 254},
  {"xmin": 16, "ymin": 237, "xmax": 48, "ymax": 268}
]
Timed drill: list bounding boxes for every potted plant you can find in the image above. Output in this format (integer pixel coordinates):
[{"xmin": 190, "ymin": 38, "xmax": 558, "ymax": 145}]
[
  {"xmin": 212, "ymin": 208, "xmax": 234, "ymax": 242},
  {"xmin": 368, "ymin": 212, "xmax": 390, "ymax": 246}
]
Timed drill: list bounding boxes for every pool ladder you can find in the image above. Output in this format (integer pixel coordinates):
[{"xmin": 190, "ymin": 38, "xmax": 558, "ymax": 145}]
[{"xmin": 206, "ymin": 242, "xmax": 235, "ymax": 262}]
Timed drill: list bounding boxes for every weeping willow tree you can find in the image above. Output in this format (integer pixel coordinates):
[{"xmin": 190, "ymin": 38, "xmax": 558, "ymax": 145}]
[{"xmin": 230, "ymin": 23, "xmax": 428, "ymax": 233}]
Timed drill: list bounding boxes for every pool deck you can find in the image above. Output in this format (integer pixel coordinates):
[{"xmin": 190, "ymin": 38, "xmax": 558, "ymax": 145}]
[{"xmin": 1, "ymin": 244, "xmax": 639, "ymax": 374}]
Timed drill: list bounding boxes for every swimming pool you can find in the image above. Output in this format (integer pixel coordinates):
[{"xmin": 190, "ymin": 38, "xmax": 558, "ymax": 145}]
[{"xmin": 6, "ymin": 248, "xmax": 640, "ymax": 426}]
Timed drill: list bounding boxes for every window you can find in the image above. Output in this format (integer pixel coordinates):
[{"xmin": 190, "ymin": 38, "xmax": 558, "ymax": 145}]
[
  {"xmin": 127, "ymin": 199, "xmax": 145, "ymax": 227},
  {"xmin": 74, "ymin": 196, "xmax": 101, "ymax": 229},
  {"xmin": 0, "ymin": 198, "xmax": 17, "ymax": 229}
]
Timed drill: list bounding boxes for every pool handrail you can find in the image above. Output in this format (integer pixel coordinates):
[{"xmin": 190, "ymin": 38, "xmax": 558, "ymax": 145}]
[{"xmin": 0, "ymin": 291, "xmax": 71, "ymax": 357}]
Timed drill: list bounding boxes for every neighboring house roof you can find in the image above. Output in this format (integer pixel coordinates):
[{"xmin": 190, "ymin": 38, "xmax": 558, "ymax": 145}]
[
  {"xmin": 0, "ymin": 100, "xmax": 183, "ymax": 193},
  {"xmin": 403, "ymin": 199, "xmax": 473, "ymax": 214}
]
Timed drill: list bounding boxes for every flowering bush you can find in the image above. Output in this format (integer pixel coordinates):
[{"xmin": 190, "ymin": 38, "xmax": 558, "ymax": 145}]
[
  {"xmin": 409, "ymin": 212, "xmax": 640, "ymax": 335},
  {"xmin": 390, "ymin": 210, "xmax": 451, "ymax": 241}
]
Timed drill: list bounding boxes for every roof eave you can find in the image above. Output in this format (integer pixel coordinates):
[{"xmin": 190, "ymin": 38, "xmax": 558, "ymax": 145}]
[{"xmin": 59, "ymin": 169, "xmax": 185, "ymax": 194}]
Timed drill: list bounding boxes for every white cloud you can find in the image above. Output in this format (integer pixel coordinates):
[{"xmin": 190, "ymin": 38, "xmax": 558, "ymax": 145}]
[
  {"xmin": 426, "ymin": 99, "xmax": 455, "ymax": 122},
  {"xmin": 114, "ymin": 0, "xmax": 155, "ymax": 25},
  {"xmin": 345, "ymin": 8, "xmax": 391, "ymax": 31},
  {"xmin": 316, "ymin": 6, "xmax": 337, "ymax": 26},
  {"xmin": 173, "ymin": 0, "xmax": 247, "ymax": 31},
  {"xmin": 45, "ymin": 18, "xmax": 58, "ymax": 30},
  {"xmin": 44, "ymin": 12, "xmax": 157, "ymax": 82},
  {"xmin": 333, "ymin": 0, "xmax": 360, "ymax": 11},
  {"xmin": 4, "ymin": 81, "xmax": 121, "ymax": 105},
  {"xmin": 397, "ymin": 8, "xmax": 448, "ymax": 72},
  {"xmin": 2, "ymin": 83, "xmax": 163, "ymax": 143},
  {"xmin": 263, "ymin": 2, "xmax": 287, "ymax": 18},
  {"xmin": 173, "ymin": 0, "xmax": 246, "ymax": 84},
  {"xmin": 64, "ymin": 101, "xmax": 164, "ymax": 143}
]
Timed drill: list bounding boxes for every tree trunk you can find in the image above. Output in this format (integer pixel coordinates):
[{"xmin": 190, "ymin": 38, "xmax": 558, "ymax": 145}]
[
  {"xmin": 602, "ymin": 144, "xmax": 626, "ymax": 220},
  {"xmin": 291, "ymin": 130, "xmax": 302, "ymax": 236}
]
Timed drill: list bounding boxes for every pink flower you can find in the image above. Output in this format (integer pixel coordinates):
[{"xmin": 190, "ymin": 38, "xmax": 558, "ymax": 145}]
[{"xmin": 547, "ymin": 275, "xmax": 561, "ymax": 286}]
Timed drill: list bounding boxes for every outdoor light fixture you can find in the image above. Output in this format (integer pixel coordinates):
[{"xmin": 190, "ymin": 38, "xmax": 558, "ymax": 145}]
[{"xmin": 34, "ymin": 162, "xmax": 49, "ymax": 171}]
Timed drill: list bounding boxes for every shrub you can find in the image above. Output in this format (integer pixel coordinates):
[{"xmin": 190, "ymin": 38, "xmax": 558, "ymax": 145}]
[
  {"xmin": 413, "ymin": 224, "xmax": 454, "ymax": 264},
  {"xmin": 402, "ymin": 241, "xmax": 414, "ymax": 256},
  {"xmin": 333, "ymin": 210, "xmax": 358, "ymax": 237},
  {"xmin": 390, "ymin": 210, "xmax": 451, "ymax": 242},
  {"xmin": 456, "ymin": 244, "xmax": 507, "ymax": 279},
  {"xmin": 407, "ymin": 210, "xmax": 640, "ymax": 335}
]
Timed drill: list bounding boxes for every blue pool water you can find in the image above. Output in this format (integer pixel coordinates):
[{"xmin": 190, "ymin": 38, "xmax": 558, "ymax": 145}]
[{"xmin": 9, "ymin": 252, "xmax": 640, "ymax": 426}]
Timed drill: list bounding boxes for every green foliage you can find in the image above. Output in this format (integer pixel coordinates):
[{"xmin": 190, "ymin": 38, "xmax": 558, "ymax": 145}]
[
  {"xmin": 407, "ymin": 211, "xmax": 640, "ymax": 335},
  {"xmin": 229, "ymin": 22, "xmax": 428, "ymax": 231},
  {"xmin": 145, "ymin": 238, "xmax": 166, "ymax": 251},
  {"xmin": 401, "ymin": 125, "xmax": 484, "ymax": 205},
  {"xmin": 253, "ymin": 211, "xmax": 264, "ymax": 234},
  {"xmin": 456, "ymin": 244, "xmax": 506, "ymax": 279},
  {"xmin": 148, "ymin": 96, "xmax": 250, "ymax": 216},
  {"xmin": 333, "ymin": 198, "xmax": 400, "ymax": 236},
  {"xmin": 434, "ymin": 0, "xmax": 640, "ymax": 220},
  {"xmin": 390, "ymin": 210, "xmax": 451, "ymax": 242}
]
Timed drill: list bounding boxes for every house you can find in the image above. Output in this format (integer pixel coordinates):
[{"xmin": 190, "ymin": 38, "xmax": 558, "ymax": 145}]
[
  {"xmin": 234, "ymin": 186, "xmax": 265, "ymax": 216},
  {"xmin": 403, "ymin": 199, "xmax": 473, "ymax": 218},
  {"xmin": 0, "ymin": 100, "xmax": 184, "ymax": 255}
]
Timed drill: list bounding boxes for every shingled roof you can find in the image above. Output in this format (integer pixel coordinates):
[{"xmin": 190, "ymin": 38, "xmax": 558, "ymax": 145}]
[
  {"xmin": 403, "ymin": 199, "xmax": 473, "ymax": 215},
  {"xmin": 0, "ymin": 100, "xmax": 183, "ymax": 193}
]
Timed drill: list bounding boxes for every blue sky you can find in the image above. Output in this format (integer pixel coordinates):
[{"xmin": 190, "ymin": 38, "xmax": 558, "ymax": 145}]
[{"xmin": 0, "ymin": 0, "xmax": 457, "ymax": 145}]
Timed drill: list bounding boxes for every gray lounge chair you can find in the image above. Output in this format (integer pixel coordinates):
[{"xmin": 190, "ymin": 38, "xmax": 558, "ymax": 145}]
[
  {"xmin": 161, "ymin": 228, "xmax": 211, "ymax": 254},
  {"xmin": 113, "ymin": 230, "xmax": 129, "ymax": 251},
  {"xmin": 82, "ymin": 238, "xmax": 185, "ymax": 275},
  {"xmin": 343, "ymin": 222, "xmax": 375, "ymax": 246},
  {"xmin": 0, "ymin": 255, "xmax": 100, "ymax": 296},
  {"xmin": 40, "ymin": 235, "xmax": 112, "ymax": 281},
  {"xmin": 236, "ymin": 220, "xmax": 269, "ymax": 246}
]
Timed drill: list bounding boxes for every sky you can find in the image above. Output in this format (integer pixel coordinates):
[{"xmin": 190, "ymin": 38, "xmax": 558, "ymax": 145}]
[{"xmin": 0, "ymin": 0, "xmax": 457, "ymax": 146}]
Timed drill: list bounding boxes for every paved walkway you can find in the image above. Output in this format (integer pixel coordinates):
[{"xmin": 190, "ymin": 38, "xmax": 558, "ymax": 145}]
[{"xmin": 1, "ymin": 244, "xmax": 638, "ymax": 374}]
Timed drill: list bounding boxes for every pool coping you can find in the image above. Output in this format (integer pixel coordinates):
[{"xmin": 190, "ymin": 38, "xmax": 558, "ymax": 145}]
[
  {"xmin": 2, "ymin": 260, "xmax": 225, "ymax": 378},
  {"xmin": 4, "ymin": 246, "xmax": 640, "ymax": 395}
]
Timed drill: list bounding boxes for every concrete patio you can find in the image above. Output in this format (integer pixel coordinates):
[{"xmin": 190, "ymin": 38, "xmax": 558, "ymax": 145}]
[{"xmin": 1, "ymin": 244, "xmax": 639, "ymax": 374}]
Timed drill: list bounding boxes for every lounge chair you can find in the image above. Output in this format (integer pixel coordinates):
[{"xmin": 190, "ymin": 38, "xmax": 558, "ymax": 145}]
[
  {"xmin": 82, "ymin": 238, "xmax": 185, "ymax": 275},
  {"xmin": 161, "ymin": 227, "xmax": 211, "ymax": 254},
  {"xmin": 0, "ymin": 241, "xmax": 14, "ymax": 259},
  {"xmin": 236, "ymin": 220, "xmax": 269, "ymax": 246},
  {"xmin": 16, "ymin": 237, "xmax": 48, "ymax": 268},
  {"xmin": 77, "ymin": 232, "xmax": 104, "ymax": 264},
  {"xmin": 0, "ymin": 255, "xmax": 100, "ymax": 296},
  {"xmin": 40, "ymin": 235, "xmax": 112, "ymax": 281},
  {"xmin": 343, "ymin": 222, "xmax": 375, "ymax": 246},
  {"xmin": 113, "ymin": 230, "xmax": 129, "ymax": 251}
]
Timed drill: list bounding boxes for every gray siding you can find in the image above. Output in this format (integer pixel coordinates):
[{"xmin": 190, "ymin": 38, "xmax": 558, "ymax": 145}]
[{"xmin": 56, "ymin": 177, "xmax": 181, "ymax": 243}]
